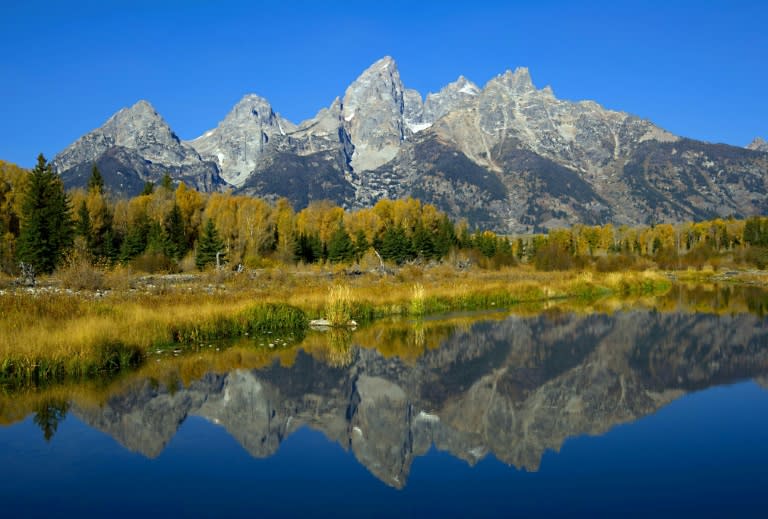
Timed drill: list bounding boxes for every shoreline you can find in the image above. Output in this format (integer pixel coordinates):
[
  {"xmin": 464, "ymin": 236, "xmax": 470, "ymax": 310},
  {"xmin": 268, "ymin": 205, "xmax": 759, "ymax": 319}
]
[{"xmin": 1, "ymin": 265, "xmax": 766, "ymax": 387}]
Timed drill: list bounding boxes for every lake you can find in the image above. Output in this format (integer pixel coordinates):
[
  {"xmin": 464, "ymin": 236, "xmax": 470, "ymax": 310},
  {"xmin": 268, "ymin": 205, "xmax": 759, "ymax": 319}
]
[{"xmin": 2, "ymin": 288, "xmax": 768, "ymax": 517}]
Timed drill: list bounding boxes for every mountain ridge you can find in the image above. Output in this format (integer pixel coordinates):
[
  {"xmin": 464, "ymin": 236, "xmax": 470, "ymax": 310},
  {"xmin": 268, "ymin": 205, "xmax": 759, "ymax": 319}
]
[{"xmin": 53, "ymin": 56, "xmax": 768, "ymax": 233}]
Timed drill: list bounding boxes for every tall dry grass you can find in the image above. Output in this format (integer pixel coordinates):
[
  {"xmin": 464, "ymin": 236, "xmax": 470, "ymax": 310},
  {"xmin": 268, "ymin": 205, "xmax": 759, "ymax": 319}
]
[
  {"xmin": 325, "ymin": 284, "xmax": 353, "ymax": 326},
  {"xmin": 0, "ymin": 265, "xmax": 676, "ymax": 386}
]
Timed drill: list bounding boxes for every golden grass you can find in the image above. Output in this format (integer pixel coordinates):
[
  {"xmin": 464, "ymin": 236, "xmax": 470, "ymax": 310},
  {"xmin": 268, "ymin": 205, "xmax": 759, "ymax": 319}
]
[
  {"xmin": 325, "ymin": 284, "xmax": 353, "ymax": 326},
  {"xmin": 0, "ymin": 268, "xmax": 669, "ymax": 350},
  {"xmin": 0, "ymin": 264, "xmax": 719, "ymax": 387}
]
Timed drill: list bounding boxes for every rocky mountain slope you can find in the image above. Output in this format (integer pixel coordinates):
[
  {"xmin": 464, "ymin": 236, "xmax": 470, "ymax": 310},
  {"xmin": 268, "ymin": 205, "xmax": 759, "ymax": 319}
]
[
  {"xmin": 54, "ymin": 57, "xmax": 768, "ymax": 232},
  {"xmin": 72, "ymin": 310, "xmax": 768, "ymax": 488},
  {"xmin": 54, "ymin": 100, "xmax": 224, "ymax": 195}
]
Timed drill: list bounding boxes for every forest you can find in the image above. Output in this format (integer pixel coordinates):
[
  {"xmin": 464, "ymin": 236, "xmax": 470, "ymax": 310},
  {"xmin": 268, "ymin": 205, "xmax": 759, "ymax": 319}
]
[{"xmin": 2, "ymin": 155, "xmax": 768, "ymax": 279}]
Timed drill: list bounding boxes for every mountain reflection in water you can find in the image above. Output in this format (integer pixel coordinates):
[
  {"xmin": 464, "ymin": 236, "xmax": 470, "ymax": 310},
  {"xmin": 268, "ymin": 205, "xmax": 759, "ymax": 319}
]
[{"xmin": 57, "ymin": 308, "xmax": 768, "ymax": 489}]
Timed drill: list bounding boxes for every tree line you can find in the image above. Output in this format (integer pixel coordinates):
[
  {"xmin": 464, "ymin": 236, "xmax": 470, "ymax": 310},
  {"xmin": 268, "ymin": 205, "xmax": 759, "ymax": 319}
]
[{"xmin": 1, "ymin": 156, "xmax": 768, "ymax": 275}]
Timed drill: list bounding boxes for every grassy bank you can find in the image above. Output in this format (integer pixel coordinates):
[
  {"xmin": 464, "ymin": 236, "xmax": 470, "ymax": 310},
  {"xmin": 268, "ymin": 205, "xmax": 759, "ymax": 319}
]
[{"xmin": 0, "ymin": 266, "xmax": 674, "ymax": 386}]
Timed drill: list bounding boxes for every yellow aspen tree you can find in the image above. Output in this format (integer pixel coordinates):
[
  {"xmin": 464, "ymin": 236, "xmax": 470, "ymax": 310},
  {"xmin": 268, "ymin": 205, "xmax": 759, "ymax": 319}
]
[
  {"xmin": 598, "ymin": 223, "xmax": 615, "ymax": 253},
  {"xmin": 175, "ymin": 182, "xmax": 206, "ymax": 243},
  {"xmin": 273, "ymin": 198, "xmax": 296, "ymax": 262}
]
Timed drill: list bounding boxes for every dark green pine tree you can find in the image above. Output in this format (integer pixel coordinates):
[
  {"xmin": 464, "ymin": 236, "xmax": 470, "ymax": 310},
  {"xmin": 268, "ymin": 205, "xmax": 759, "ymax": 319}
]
[
  {"xmin": 433, "ymin": 215, "xmax": 457, "ymax": 259},
  {"xmin": 327, "ymin": 223, "xmax": 355, "ymax": 263},
  {"xmin": 163, "ymin": 204, "xmax": 187, "ymax": 260},
  {"xmin": 411, "ymin": 222, "xmax": 435, "ymax": 259},
  {"xmin": 87, "ymin": 164, "xmax": 105, "ymax": 194},
  {"xmin": 75, "ymin": 200, "xmax": 92, "ymax": 244},
  {"xmin": 101, "ymin": 228, "xmax": 119, "ymax": 264},
  {"xmin": 474, "ymin": 232, "xmax": 497, "ymax": 258},
  {"xmin": 353, "ymin": 229, "xmax": 369, "ymax": 261},
  {"xmin": 120, "ymin": 212, "xmax": 150, "ymax": 262},
  {"xmin": 145, "ymin": 221, "xmax": 166, "ymax": 255},
  {"xmin": 744, "ymin": 217, "xmax": 768, "ymax": 247},
  {"xmin": 140, "ymin": 181, "xmax": 155, "ymax": 196},
  {"xmin": 294, "ymin": 232, "xmax": 324, "ymax": 263},
  {"xmin": 196, "ymin": 219, "xmax": 225, "ymax": 270},
  {"xmin": 379, "ymin": 225, "xmax": 414, "ymax": 265},
  {"xmin": 89, "ymin": 203, "xmax": 114, "ymax": 261},
  {"xmin": 17, "ymin": 154, "xmax": 74, "ymax": 273}
]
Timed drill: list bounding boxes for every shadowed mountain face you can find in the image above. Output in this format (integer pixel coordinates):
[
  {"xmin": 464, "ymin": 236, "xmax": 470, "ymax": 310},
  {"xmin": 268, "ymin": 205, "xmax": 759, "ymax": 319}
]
[
  {"xmin": 71, "ymin": 310, "xmax": 768, "ymax": 488},
  {"xmin": 53, "ymin": 57, "xmax": 768, "ymax": 232}
]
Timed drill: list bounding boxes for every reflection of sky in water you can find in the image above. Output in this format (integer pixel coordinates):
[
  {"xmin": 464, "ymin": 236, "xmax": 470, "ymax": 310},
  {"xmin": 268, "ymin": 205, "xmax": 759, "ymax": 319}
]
[{"xmin": 0, "ymin": 382, "xmax": 767, "ymax": 516}]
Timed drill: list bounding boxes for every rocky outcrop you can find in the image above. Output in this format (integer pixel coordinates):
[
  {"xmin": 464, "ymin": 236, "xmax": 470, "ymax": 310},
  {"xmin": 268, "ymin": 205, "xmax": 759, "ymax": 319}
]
[
  {"xmin": 747, "ymin": 137, "xmax": 768, "ymax": 153},
  {"xmin": 71, "ymin": 309, "xmax": 768, "ymax": 487},
  {"xmin": 423, "ymin": 75, "xmax": 481, "ymax": 124}
]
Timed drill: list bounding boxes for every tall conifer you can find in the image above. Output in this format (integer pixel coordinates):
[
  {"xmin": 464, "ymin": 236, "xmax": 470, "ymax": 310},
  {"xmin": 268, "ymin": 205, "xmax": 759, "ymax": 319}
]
[
  {"xmin": 196, "ymin": 219, "xmax": 225, "ymax": 270},
  {"xmin": 17, "ymin": 154, "xmax": 73, "ymax": 273}
]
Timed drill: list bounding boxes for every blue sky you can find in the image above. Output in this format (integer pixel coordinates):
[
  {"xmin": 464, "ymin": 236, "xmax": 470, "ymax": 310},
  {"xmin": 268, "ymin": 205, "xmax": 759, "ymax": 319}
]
[{"xmin": 1, "ymin": 0, "xmax": 766, "ymax": 168}]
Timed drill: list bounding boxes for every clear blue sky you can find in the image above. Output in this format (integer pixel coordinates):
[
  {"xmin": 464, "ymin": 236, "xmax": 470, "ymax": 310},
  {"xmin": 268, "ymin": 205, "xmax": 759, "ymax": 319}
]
[{"xmin": 1, "ymin": 0, "xmax": 766, "ymax": 168}]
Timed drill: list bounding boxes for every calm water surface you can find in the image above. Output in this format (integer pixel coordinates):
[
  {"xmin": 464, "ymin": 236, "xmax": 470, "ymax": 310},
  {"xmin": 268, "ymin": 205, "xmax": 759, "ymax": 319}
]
[{"xmin": 2, "ymin": 294, "xmax": 768, "ymax": 517}]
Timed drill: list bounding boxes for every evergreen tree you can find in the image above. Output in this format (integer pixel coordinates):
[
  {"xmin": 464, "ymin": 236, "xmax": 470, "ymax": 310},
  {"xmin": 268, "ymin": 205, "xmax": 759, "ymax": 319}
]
[
  {"xmin": 75, "ymin": 200, "xmax": 92, "ymax": 244},
  {"xmin": 327, "ymin": 223, "xmax": 355, "ymax": 263},
  {"xmin": 163, "ymin": 204, "xmax": 187, "ymax": 260},
  {"xmin": 456, "ymin": 221, "xmax": 471, "ymax": 249},
  {"xmin": 120, "ymin": 213, "xmax": 150, "ymax": 261},
  {"xmin": 196, "ymin": 219, "xmax": 225, "ymax": 270},
  {"xmin": 380, "ymin": 225, "xmax": 413, "ymax": 265},
  {"xmin": 474, "ymin": 232, "xmax": 497, "ymax": 258},
  {"xmin": 140, "ymin": 181, "xmax": 154, "ymax": 196},
  {"xmin": 87, "ymin": 164, "xmax": 105, "ymax": 194},
  {"xmin": 295, "ymin": 232, "xmax": 324, "ymax": 263},
  {"xmin": 145, "ymin": 221, "xmax": 166, "ymax": 255},
  {"xmin": 353, "ymin": 229, "xmax": 369, "ymax": 261},
  {"xmin": 412, "ymin": 222, "xmax": 435, "ymax": 259},
  {"xmin": 744, "ymin": 217, "xmax": 768, "ymax": 247},
  {"xmin": 161, "ymin": 173, "xmax": 173, "ymax": 191},
  {"xmin": 433, "ymin": 215, "xmax": 456, "ymax": 259},
  {"xmin": 101, "ymin": 228, "xmax": 119, "ymax": 264},
  {"xmin": 17, "ymin": 154, "xmax": 73, "ymax": 273}
]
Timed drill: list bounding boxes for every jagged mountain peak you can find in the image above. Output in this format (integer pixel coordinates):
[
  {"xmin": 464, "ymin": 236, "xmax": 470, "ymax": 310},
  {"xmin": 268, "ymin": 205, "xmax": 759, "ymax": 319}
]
[
  {"xmin": 431, "ymin": 75, "xmax": 481, "ymax": 98},
  {"xmin": 120, "ymin": 99, "xmax": 156, "ymax": 114},
  {"xmin": 489, "ymin": 66, "xmax": 536, "ymax": 94},
  {"xmin": 452, "ymin": 75, "xmax": 480, "ymax": 94},
  {"xmin": 342, "ymin": 56, "xmax": 407, "ymax": 172},
  {"xmin": 343, "ymin": 56, "xmax": 404, "ymax": 109},
  {"xmin": 193, "ymin": 93, "xmax": 295, "ymax": 137},
  {"xmin": 53, "ymin": 99, "xmax": 222, "ymax": 196},
  {"xmin": 369, "ymin": 55, "xmax": 397, "ymax": 71},
  {"xmin": 55, "ymin": 98, "xmax": 188, "ymax": 173},
  {"xmin": 105, "ymin": 99, "xmax": 168, "ymax": 128},
  {"xmin": 229, "ymin": 94, "xmax": 284, "ymax": 119},
  {"xmin": 187, "ymin": 92, "xmax": 296, "ymax": 187},
  {"xmin": 422, "ymin": 75, "xmax": 482, "ymax": 124},
  {"xmin": 747, "ymin": 137, "xmax": 768, "ymax": 152}
]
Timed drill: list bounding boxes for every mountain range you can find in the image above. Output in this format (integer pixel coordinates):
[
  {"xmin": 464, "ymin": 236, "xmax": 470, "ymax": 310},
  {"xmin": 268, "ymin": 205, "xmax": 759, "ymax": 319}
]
[{"xmin": 53, "ymin": 56, "xmax": 768, "ymax": 233}]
